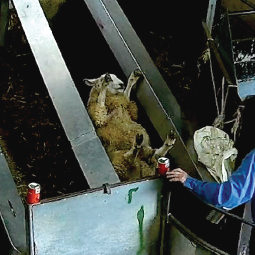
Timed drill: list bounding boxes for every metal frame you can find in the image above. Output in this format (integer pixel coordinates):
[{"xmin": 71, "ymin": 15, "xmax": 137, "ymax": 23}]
[
  {"xmin": 83, "ymin": 0, "xmax": 211, "ymax": 181},
  {"xmin": 5, "ymin": 0, "xmax": 253, "ymax": 254},
  {"xmin": 11, "ymin": 0, "xmax": 120, "ymax": 189},
  {"xmin": 12, "ymin": 0, "xmax": 210, "ymax": 183}
]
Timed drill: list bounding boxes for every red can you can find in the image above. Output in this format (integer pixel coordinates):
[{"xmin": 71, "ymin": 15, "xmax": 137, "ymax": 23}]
[
  {"xmin": 158, "ymin": 157, "xmax": 170, "ymax": 176},
  {"xmin": 27, "ymin": 182, "xmax": 41, "ymax": 204}
]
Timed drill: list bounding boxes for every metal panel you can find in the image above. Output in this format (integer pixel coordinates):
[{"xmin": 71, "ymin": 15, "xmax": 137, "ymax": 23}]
[
  {"xmin": 237, "ymin": 79, "xmax": 255, "ymax": 100},
  {"xmin": 73, "ymin": 136, "xmax": 120, "ymax": 188},
  {"xmin": 12, "ymin": 0, "xmax": 120, "ymax": 188},
  {"xmin": 83, "ymin": 0, "xmax": 209, "ymax": 181},
  {"xmin": 29, "ymin": 178, "xmax": 164, "ymax": 255},
  {"xmin": 0, "ymin": 148, "xmax": 27, "ymax": 254}
]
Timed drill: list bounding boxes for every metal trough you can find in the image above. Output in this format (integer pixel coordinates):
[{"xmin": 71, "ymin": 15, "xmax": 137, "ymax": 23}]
[{"xmin": 29, "ymin": 178, "xmax": 165, "ymax": 255}]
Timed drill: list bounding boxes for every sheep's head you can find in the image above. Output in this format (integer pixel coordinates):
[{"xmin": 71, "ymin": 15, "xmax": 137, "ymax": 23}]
[{"xmin": 84, "ymin": 73, "xmax": 125, "ymax": 94}]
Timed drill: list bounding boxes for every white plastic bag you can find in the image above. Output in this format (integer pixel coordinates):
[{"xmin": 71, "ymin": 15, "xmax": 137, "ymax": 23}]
[{"xmin": 194, "ymin": 126, "xmax": 237, "ymax": 183}]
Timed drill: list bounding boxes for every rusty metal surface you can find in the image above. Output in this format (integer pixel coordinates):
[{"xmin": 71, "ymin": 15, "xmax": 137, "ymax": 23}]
[
  {"xmin": 29, "ymin": 178, "xmax": 164, "ymax": 255},
  {"xmin": 12, "ymin": 0, "xmax": 120, "ymax": 188},
  {"xmin": 0, "ymin": 148, "xmax": 27, "ymax": 254}
]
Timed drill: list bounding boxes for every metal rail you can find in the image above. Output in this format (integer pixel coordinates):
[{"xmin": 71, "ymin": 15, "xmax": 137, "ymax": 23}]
[
  {"xmin": 241, "ymin": 0, "xmax": 255, "ymax": 10},
  {"xmin": 12, "ymin": 0, "xmax": 120, "ymax": 189},
  {"xmin": 167, "ymin": 214, "xmax": 230, "ymax": 255}
]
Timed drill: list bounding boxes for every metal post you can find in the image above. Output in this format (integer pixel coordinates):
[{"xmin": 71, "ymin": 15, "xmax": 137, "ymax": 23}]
[{"xmin": 206, "ymin": 0, "xmax": 218, "ymax": 33}]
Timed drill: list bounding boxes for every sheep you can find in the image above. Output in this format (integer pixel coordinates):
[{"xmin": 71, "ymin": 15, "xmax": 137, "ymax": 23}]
[
  {"xmin": 84, "ymin": 71, "xmax": 139, "ymax": 125},
  {"xmin": 84, "ymin": 70, "xmax": 176, "ymax": 181},
  {"xmin": 109, "ymin": 133, "xmax": 176, "ymax": 181},
  {"xmin": 84, "ymin": 70, "xmax": 149, "ymax": 152}
]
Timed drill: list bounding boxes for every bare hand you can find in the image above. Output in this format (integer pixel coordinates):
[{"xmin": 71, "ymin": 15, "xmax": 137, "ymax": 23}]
[{"xmin": 166, "ymin": 168, "xmax": 189, "ymax": 184}]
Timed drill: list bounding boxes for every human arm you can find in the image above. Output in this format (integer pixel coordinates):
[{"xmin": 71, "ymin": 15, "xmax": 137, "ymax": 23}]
[{"xmin": 166, "ymin": 149, "xmax": 255, "ymax": 209}]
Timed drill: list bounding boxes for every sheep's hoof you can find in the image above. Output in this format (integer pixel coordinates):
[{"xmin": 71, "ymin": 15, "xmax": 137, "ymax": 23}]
[
  {"xmin": 134, "ymin": 69, "xmax": 143, "ymax": 77},
  {"xmin": 136, "ymin": 133, "xmax": 143, "ymax": 146},
  {"xmin": 169, "ymin": 130, "xmax": 175, "ymax": 140},
  {"xmin": 165, "ymin": 130, "xmax": 176, "ymax": 146}
]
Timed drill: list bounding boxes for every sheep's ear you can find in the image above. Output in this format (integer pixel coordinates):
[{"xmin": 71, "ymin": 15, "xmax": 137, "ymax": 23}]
[
  {"xmin": 83, "ymin": 78, "xmax": 96, "ymax": 86},
  {"xmin": 105, "ymin": 73, "xmax": 113, "ymax": 83}
]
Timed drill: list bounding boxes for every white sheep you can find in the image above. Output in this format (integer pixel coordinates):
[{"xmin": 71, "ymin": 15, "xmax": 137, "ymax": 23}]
[
  {"xmin": 84, "ymin": 70, "xmax": 148, "ymax": 152},
  {"xmin": 84, "ymin": 70, "xmax": 176, "ymax": 181}
]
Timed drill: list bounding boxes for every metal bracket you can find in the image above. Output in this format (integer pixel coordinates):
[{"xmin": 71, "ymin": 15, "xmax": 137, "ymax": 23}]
[{"xmin": 102, "ymin": 183, "xmax": 111, "ymax": 195}]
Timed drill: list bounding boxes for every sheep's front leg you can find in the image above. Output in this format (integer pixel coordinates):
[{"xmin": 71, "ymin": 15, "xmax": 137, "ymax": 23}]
[
  {"xmin": 124, "ymin": 133, "xmax": 144, "ymax": 159},
  {"xmin": 90, "ymin": 87, "xmax": 109, "ymax": 127},
  {"xmin": 97, "ymin": 87, "xmax": 107, "ymax": 107},
  {"xmin": 151, "ymin": 132, "xmax": 176, "ymax": 164},
  {"xmin": 124, "ymin": 70, "xmax": 143, "ymax": 100}
]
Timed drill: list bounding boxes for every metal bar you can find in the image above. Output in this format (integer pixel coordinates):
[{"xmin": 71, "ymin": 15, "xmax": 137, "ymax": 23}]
[
  {"xmin": 0, "ymin": 0, "xmax": 9, "ymax": 47},
  {"xmin": 167, "ymin": 214, "xmax": 230, "ymax": 255},
  {"xmin": 28, "ymin": 205, "xmax": 35, "ymax": 255},
  {"xmin": 240, "ymin": 0, "xmax": 255, "ymax": 10},
  {"xmin": 206, "ymin": 0, "xmax": 218, "ymax": 33},
  {"xmin": 0, "ymin": 147, "xmax": 27, "ymax": 253},
  {"xmin": 186, "ymin": 189, "xmax": 255, "ymax": 228},
  {"xmin": 233, "ymin": 37, "xmax": 255, "ymax": 42},
  {"xmin": 12, "ymin": 0, "xmax": 120, "ymax": 188},
  {"xmin": 237, "ymin": 203, "xmax": 253, "ymax": 255},
  {"xmin": 83, "ymin": 0, "xmax": 211, "ymax": 181},
  {"xmin": 228, "ymin": 10, "xmax": 255, "ymax": 16}
]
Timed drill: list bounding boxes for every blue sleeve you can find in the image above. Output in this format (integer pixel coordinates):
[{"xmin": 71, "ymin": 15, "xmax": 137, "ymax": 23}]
[{"xmin": 184, "ymin": 149, "xmax": 255, "ymax": 209}]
